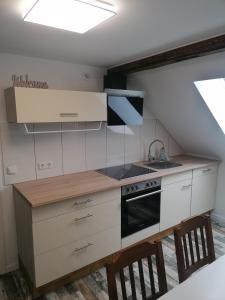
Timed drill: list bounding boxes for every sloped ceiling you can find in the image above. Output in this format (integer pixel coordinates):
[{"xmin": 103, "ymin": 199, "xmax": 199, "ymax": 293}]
[
  {"xmin": 128, "ymin": 51, "xmax": 225, "ymax": 160},
  {"xmin": 128, "ymin": 51, "xmax": 225, "ymax": 219}
]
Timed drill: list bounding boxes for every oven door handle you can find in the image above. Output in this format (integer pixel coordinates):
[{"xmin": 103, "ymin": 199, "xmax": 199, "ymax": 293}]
[{"xmin": 125, "ymin": 190, "xmax": 163, "ymax": 203}]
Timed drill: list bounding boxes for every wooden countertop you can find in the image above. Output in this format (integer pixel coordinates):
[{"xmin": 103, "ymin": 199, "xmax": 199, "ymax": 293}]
[{"xmin": 14, "ymin": 155, "xmax": 218, "ymax": 208}]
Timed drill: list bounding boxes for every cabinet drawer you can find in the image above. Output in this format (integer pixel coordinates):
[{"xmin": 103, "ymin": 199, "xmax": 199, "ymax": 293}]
[
  {"xmin": 33, "ymin": 199, "xmax": 121, "ymax": 255},
  {"xmin": 193, "ymin": 164, "xmax": 218, "ymax": 178},
  {"xmin": 162, "ymin": 170, "xmax": 192, "ymax": 186},
  {"xmin": 34, "ymin": 226, "xmax": 121, "ymax": 287},
  {"xmin": 32, "ymin": 188, "xmax": 120, "ymax": 222}
]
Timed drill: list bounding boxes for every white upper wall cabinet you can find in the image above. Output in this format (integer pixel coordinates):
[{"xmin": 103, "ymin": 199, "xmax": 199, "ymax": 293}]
[{"xmin": 4, "ymin": 87, "xmax": 107, "ymax": 123}]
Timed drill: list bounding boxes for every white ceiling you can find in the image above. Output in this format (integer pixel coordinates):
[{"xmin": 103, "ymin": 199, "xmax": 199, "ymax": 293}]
[{"xmin": 1, "ymin": 0, "xmax": 225, "ymax": 67}]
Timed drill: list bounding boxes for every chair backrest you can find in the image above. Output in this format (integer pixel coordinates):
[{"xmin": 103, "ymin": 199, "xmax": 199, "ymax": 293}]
[
  {"xmin": 174, "ymin": 215, "xmax": 215, "ymax": 283},
  {"xmin": 106, "ymin": 241, "xmax": 167, "ymax": 300}
]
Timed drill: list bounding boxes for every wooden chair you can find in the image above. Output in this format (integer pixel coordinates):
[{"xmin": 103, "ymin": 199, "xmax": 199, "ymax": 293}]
[
  {"xmin": 106, "ymin": 241, "xmax": 167, "ymax": 300},
  {"xmin": 174, "ymin": 215, "xmax": 215, "ymax": 283}
]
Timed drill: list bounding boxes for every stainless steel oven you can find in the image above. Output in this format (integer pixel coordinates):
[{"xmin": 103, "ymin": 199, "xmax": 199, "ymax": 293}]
[{"xmin": 121, "ymin": 178, "xmax": 161, "ymax": 238}]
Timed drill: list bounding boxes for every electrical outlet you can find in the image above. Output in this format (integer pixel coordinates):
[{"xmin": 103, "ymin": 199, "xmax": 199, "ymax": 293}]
[
  {"xmin": 38, "ymin": 161, "xmax": 53, "ymax": 170},
  {"xmin": 47, "ymin": 161, "xmax": 53, "ymax": 169}
]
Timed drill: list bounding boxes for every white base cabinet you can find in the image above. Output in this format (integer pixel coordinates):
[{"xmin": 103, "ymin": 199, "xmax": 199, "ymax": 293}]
[
  {"xmin": 160, "ymin": 176, "xmax": 192, "ymax": 231},
  {"xmin": 160, "ymin": 164, "xmax": 218, "ymax": 231},
  {"xmin": 191, "ymin": 165, "xmax": 218, "ymax": 216},
  {"xmin": 14, "ymin": 163, "xmax": 218, "ymax": 288},
  {"xmin": 14, "ymin": 188, "xmax": 121, "ymax": 287}
]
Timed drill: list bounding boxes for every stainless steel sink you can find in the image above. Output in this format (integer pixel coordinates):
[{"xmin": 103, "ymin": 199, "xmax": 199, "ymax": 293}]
[{"xmin": 144, "ymin": 161, "xmax": 182, "ymax": 169}]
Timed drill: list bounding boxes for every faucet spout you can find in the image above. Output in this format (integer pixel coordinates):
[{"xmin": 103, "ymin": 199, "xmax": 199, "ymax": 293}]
[{"xmin": 148, "ymin": 139, "xmax": 168, "ymax": 161}]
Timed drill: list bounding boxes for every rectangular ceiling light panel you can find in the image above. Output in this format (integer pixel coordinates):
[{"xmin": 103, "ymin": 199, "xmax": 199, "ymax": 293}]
[
  {"xmin": 194, "ymin": 78, "xmax": 225, "ymax": 134},
  {"xmin": 24, "ymin": 0, "xmax": 117, "ymax": 33}
]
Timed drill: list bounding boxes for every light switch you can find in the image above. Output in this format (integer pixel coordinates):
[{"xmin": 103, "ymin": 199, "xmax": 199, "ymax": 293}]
[{"xmin": 6, "ymin": 165, "xmax": 18, "ymax": 175}]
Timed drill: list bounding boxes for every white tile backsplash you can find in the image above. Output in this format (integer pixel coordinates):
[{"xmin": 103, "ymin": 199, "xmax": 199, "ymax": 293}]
[
  {"xmin": 0, "ymin": 117, "xmax": 182, "ymax": 184},
  {"xmin": 155, "ymin": 120, "xmax": 169, "ymax": 159},
  {"xmin": 124, "ymin": 125, "xmax": 142, "ymax": 164},
  {"xmin": 85, "ymin": 122, "xmax": 107, "ymax": 170},
  {"xmin": 106, "ymin": 126, "xmax": 125, "ymax": 167},
  {"xmin": 62, "ymin": 123, "xmax": 86, "ymax": 174},
  {"xmin": 141, "ymin": 118, "xmax": 156, "ymax": 160},
  {"xmin": 34, "ymin": 123, "xmax": 63, "ymax": 179}
]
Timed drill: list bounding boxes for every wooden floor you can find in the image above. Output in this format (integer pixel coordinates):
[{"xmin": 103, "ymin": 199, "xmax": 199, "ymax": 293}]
[{"xmin": 0, "ymin": 222, "xmax": 225, "ymax": 300}]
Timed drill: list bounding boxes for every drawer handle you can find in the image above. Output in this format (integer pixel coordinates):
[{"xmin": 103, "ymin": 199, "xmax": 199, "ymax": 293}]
[
  {"xmin": 73, "ymin": 199, "xmax": 94, "ymax": 206},
  {"xmin": 202, "ymin": 168, "xmax": 212, "ymax": 173},
  {"xmin": 182, "ymin": 184, "xmax": 192, "ymax": 190},
  {"xmin": 73, "ymin": 243, "xmax": 93, "ymax": 253},
  {"xmin": 73, "ymin": 214, "xmax": 93, "ymax": 222},
  {"xmin": 60, "ymin": 113, "xmax": 79, "ymax": 117}
]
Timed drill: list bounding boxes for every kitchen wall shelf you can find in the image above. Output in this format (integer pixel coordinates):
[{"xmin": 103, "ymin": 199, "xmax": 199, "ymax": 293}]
[{"xmin": 23, "ymin": 121, "xmax": 103, "ymax": 135}]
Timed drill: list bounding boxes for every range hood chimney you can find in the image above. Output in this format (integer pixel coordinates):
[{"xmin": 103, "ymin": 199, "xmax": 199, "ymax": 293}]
[{"xmin": 104, "ymin": 73, "xmax": 127, "ymax": 90}]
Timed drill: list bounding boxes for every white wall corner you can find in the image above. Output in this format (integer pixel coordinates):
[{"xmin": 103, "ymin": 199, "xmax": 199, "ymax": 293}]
[
  {"xmin": 0, "ymin": 186, "xmax": 18, "ymax": 273},
  {"xmin": 211, "ymin": 212, "xmax": 225, "ymax": 227},
  {"xmin": 0, "ymin": 124, "xmax": 4, "ymax": 189},
  {"xmin": 154, "ymin": 119, "xmax": 183, "ymax": 158},
  {"xmin": 0, "ymin": 190, "xmax": 6, "ymax": 274},
  {"xmin": 168, "ymin": 135, "xmax": 184, "ymax": 157}
]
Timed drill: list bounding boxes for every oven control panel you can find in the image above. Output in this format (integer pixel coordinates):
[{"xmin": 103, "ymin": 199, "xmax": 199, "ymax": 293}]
[{"xmin": 122, "ymin": 178, "xmax": 161, "ymax": 196}]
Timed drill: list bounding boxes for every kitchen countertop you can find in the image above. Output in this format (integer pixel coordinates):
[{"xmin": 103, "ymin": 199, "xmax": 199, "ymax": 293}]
[{"xmin": 14, "ymin": 155, "xmax": 218, "ymax": 208}]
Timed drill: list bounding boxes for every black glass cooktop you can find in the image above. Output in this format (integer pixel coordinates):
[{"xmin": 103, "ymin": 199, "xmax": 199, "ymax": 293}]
[{"xmin": 97, "ymin": 164, "xmax": 156, "ymax": 180}]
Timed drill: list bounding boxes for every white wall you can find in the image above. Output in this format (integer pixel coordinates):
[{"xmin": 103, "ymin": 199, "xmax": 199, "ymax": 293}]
[
  {"xmin": 0, "ymin": 53, "xmax": 182, "ymax": 274},
  {"xmin": 128, "ymin": 51, "xmax": 225, "ymax": 224}
]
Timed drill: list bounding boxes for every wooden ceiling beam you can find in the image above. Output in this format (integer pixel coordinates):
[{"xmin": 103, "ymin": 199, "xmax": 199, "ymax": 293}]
[{"xmin": 108, "ymin": 34, "xmax": 225, "ymax": 74}]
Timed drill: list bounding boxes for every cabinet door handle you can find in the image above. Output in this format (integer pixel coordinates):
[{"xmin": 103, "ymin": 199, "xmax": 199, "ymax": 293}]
[
  {"xmin": 73, "ymin": 214, "xmax": 93, "ymax": 222},
  {"xmin": 73, "ymin": 243, "xmax": 93, "ymax": 253},
  {"xmin": 60, "ymin": 113, "xmax": 79, "ymax": 117},
  {"xmin": 202, "ymin": 168, "xmax": 211, "ymax": 173},
  {"xmin": 125, "ymin": 190, "xmax": 162, "ymax": 203},
  {"xmin": 73, "ymin": 199, "xmax": 94, "ymax": 206},
  {"xmin": 182, "ymin": 184, "xmax": 192, "ymax": 190}
]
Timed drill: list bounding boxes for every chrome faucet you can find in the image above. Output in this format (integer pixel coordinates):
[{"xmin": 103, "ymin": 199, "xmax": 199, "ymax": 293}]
[{"xmin": 148, "ymin": 139, "xmax": 169, "ymax": 161}]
